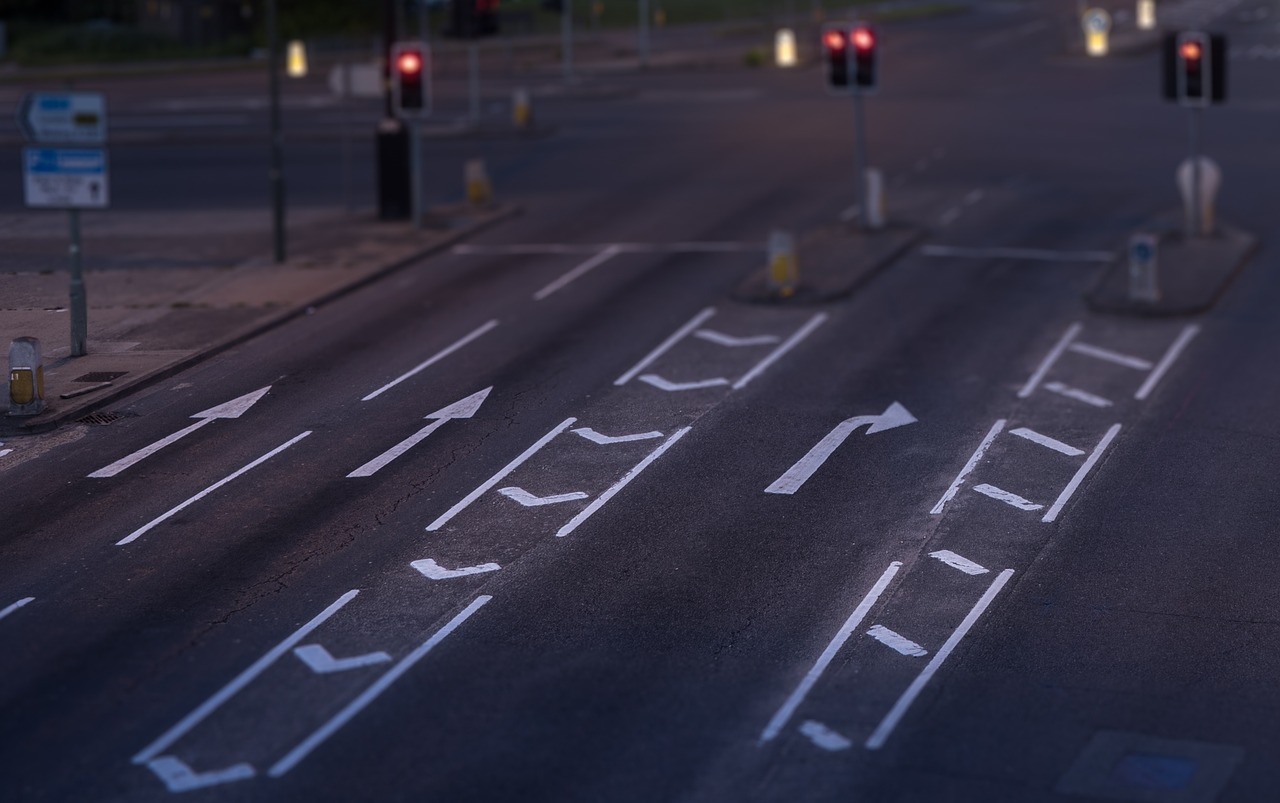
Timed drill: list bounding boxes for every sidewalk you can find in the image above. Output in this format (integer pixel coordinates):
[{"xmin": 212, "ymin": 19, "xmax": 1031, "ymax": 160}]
[{"xmin": 0, "ymin": 202, "xmax": 518, "ymax": 435}]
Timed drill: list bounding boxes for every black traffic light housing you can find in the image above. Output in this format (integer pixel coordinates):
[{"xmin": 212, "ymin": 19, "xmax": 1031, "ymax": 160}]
[
  {"xmin": 850, "ymin": 23, "xmax": 878, "ymax": 91},
  {"xmin": 823, "ymin": 22, "xmax": 878, "ymax": 93},
  {"xmin": 822, "ymin": 24, "xmax": 849, "ymax": 89},
  {"xmin": 1163, "ymin": 31, "xmax": 1226, "ymax": 106},
  {"xmin": 449, "ymin": 0, "xmax": 501, "ymax": 38},
  {"xmin": 391, "ymin": 41, "xmax": 429, "ymax": 117}
]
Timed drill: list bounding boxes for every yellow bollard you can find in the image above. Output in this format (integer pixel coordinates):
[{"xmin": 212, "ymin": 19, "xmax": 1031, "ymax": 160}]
[
  {"xmin": 767, "ymin": 230, "xmax": 798, "ymax": 299},
  {"xmin": 1082, "ymin": 8, "xmax": 1111, "ymax": 57},
  {"xmin": 287, "ymin": 40, "xmax": 308, "ymax": 78},
  {"xmin": 512, "ymin": 88, "xmax": 533, "ymax": 129},
  {"xmin": 466, "ymin": 159, "xmax": 493, "ymax": 206}
]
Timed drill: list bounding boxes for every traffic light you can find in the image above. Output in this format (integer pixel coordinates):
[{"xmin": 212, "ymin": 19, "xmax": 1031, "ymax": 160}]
[
  {"xmin": 450, "ymin": 0, "xmax": 501, "ymax": 38},
  {"xmin": 850, "ymin": 23, "xmax": 878, "ymax": 90},
  {"xmin": 1163, "ymin": 31, "xmax": 1226, "ymax": 106},
  {"xmin": 822, "ymin": 24, "xmax": 849, "ymax": 88},
  {"xmin": 391, "ymin": 41, "xmax": 429, "ymax": 116}
]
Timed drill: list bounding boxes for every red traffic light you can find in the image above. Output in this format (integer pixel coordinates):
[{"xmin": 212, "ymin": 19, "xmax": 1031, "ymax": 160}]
[
  {"xmin": 397, "ymin": 51, "xmax": 423, "ymax": 75},
  {"xmin": 824, "ymin": 30, "xmax": 846, "ymax": 50},
  {"xmin": 851, "ymin": 27, "xmax": 875, "ymax": 51},
  {"xmin": 1179, "ymin": 40, "xmax": 1202, "ymax": 61}
]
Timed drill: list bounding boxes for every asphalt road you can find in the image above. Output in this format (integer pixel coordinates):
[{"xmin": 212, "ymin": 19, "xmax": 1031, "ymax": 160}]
[{"xmin": 3, "ymin": 2, "xmax": 1280, "ymax": 801}]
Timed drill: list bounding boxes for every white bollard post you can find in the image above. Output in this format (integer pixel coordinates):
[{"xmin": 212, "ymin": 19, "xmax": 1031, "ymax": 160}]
[
  {"xmin": 1176, "ymin": 157, "xmax": 1221, "ymax": 237},
  {"xmin": 1137, "ymin": 0, "xmax": 1156, "ymax": 30},
  {"xmin": 775, "ymin": 29, "xmax": 798, "ymax": 67},
  {"xmin": 864, "ymin": 168, "xmax": 885, "ymax": 230},
  {"xmin": 1127, "ymin": 233, "xmax": 1159, "ymax": 303}
]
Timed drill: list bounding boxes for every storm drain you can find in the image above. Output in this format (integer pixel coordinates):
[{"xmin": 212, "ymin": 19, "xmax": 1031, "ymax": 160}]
[
  {"xmin": 73, "ymin": 372, "xmax": 128, "ymax": 383},
  {"xmin": 1057, "ymin": 731, "xmax": 1244, "ymax": 802},
  {"xmin": 76, "ymin": 411, "xmax": 138, "ymax": 426}
]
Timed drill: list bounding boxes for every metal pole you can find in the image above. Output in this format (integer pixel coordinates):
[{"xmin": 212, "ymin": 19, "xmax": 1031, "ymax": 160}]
[
  {"xmin": 342, "ymin": 65, "xmax": 353, "ymax": 214},
  {"xmin": 639, "ymin": 0, "xmax": 650, "ymax": 67},
  {"xmin": 418, "ymin": 0, "xmax": 429, "ymax": 39},
  {"xmin": 1188, "ymin": 107, "xmax": 1201, "ymax": 238},
  {"xmin": 469, "ymin": 43, "xmax": 481, "ymax": 120},
  {"xmin": 410, "ymin": 121, "xmax": 423, "ymax": 228},
  {"xmin": 563, "ymin": 0, "xmax": 574, "ymax": 81},
  {"xmin": 267, "ymin": 0, "xmax": 285, "ymax": 262},
  {"xmin": 851, "ymin": 88, "xmax": 870, "ymax": 230},
  {"xmin": 68, "ymin": 209, "xmax": 87, "ymax": 357}
]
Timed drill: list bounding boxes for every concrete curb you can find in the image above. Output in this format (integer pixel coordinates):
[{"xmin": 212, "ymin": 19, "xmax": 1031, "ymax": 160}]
[{"xmin": 1, "ymin": 203, "xmax": 521, "ymax": 436}]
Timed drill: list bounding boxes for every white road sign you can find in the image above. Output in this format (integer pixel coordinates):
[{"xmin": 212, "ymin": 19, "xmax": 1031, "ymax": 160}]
[
  {"xmin": 18, "ymin": 92, "xmax": 107, "ymax": 144},
  {"xmin": 23, "ymin": 148, "xmax": 110, "ymax": 209}
]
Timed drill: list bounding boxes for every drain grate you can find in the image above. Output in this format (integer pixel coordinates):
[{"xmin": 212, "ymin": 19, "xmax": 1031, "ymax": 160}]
[
  {"xmin": 76, "ymin": 410, "xmax": 138, "ymax": 426},
  {"xmin": 73, "ymin": 372, "xmax": 128, "ymax": 383}
]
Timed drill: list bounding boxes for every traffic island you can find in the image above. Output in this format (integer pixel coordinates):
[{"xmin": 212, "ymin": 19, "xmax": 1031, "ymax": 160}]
[
  {"xmin": 1086, "ymin": 221, "xmax": 1258, "ymax": 317},
  {"xmin": 733, "ymin": 224, "xmax": 922, "ymax": 304}
]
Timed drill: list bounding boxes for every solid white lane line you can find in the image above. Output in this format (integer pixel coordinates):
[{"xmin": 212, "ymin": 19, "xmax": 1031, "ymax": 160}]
[
  {"xmin": 572, "ymin": 427, "xmax": 664, "ymax": 445},
  {"xmin": 759, "ymin": 561, "xmax": 902, "ymax": 743},
  {"xmin": 1068, "ymin": 342, "xmax": 1154, "ymax": 371},
  {"xmin": 347, "ymin": 419, "xmax": 447, "ymax": 477},
  {"xmin": 0, "ymin": 597, "xmax": 34, "ymax": 621},
  {"xmin": 1010, "ymin": 427, "xmax": 1085, "ymax": 457},
  {"xmin": 693, "ymin": 330, "xmax": 780, "ymax": 348},
  {"xmin": 116, "ymin": 431, "xmax": 312, "ymax": 546},
  {"xmin": 638, "ymin": 374, "xmax": 731, "ymax": 392},
  {"xmin": 615, "ymin": 307, "xmax": 717, "ymax": 386},
  {"xmin": 533, "ymin": 245, "xmax": 622, "ymax": 301},
  {"xmin": 1135, "ymin": 324, "xmax": 1201, "ymax": 400},
  {"xmin": 498, "ymin": 487, "xmax": 589, "ymax": 507},
  {"xmin": 921, "ymin": 245, "xmax": 1114, "ymax": 263},
  {"xmin": 866, "ymin": 625, "xmax": 928, "ymax": 657},
  {"xmin": 88, "ymin": 419, "xmax": 213, "ymax": 478},
  {"xmin": 133, "ymin": 589, "xmax": 359, "ymax": 764},
  {"xmin": 800, "ymin": 721, "xmax": 852, "ymax": 751},
  {"xmin": 425, "ymin": 418, "xmax": 576, "ymax": 531},
  {"xmin": 929, "ymin": 550, "xmax": 988, "ymax": 576},
  {"xmin": 1045, "ymin": 381, "xmax": 1113, "ymax": 408},
  {"xmin": 1018, "ymin": 322, "xmax": 1082, "ymax": 398},
  {"xmin": 733, "ymin": 313, "xmax": 828, "ymax": 390},
  {"xmin": 556, "ymin": 427, "xmax": 691, "ymax": 538},
  {"xmin": 930, "ymin": 420, "xmax": 1006, "ymax": 515},
  {"xmin": 1042, "ymin": 424, "xmax": 1121, "ymax": 523},
  {"xmin": 361, "ymin": 320, "xmax": 499, "ymax": 402},
  {"xmin": 973, "ymin": 483, "xmax": 1043, "ymax": 511},
  {"xmin": 268, "ymin": 595, "xmax": 491, "ymax": 778},
  {"xmin": 865, "ymin": 569, "xmax": 1014, "ymax": 750}
]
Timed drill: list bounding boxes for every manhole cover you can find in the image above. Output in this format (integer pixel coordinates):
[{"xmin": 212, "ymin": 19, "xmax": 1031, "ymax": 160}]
[
  {"xmin": 76, "ymin": 411, "xmax": 138, "ymax": 426},
  {"xmin": 73, "ymin": 372, "xmax": 128, "ymax": 383}
]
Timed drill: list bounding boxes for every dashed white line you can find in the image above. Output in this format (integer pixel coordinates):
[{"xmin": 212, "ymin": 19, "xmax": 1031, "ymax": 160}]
[
  {"xmin": 1135, "ymin": 324, "xmax": 1201, "ymax": 400},
  {"xmin": 760, "ymin": 561, "xmax": 902, "ymax": 743},
  {"xmin": 865, "ymin": 569, "xmax": 1014, "ymax": 750},
  {"xmin": 973, "ymin": 483, "xmax": 1043, "ymax": 511},
  {"xmin": 0, "ymin": 597, "xmax": 34, "ymax": 621},
  {"xmin": 533, "ymin": 244, "xmax": 622, "ymax": 301},
  {"xmin": 116, "ymin": 431, "xmax": 312, "ymax": 546},
  {"xmin": 1019, "ymin": 322, "xmax": 1082, "ymax": 398},
  {"xmin": 866, "ymin": 625, "xmax": 929, "ymax": 657},
  {"xmin": 1068, "ymin": 342, "xmax": 1154, "ymax": 371},
  {"xmin": 1010, "ymin": 427, "xmax": 1085, "ymax": 457},
  {"xmin": 361, "ymin": 320, "xmax": 499, "ymax": 402},
  {"xmin": 615, "ymin": 307, "xmax": 716, "ymax": 386},
  {"xmin": 1045, "ymin": 382, "xmax": 1113, "ymax": 408},
  {"xmin": 929, "ymin": 550, "xmax": 989, "ymax": 576},
  {"xmin": 733, "ymin": 313, "xmax": 828, "ymax": 390},
  {"xmin": 1042, "ymin": 424, "xmax": 1121, "ymax": 523},
  {"xmin": 931, "ymin": 419, "xmax": 1006, "ymax": 515},
  {"xmin": 556, "ymin": 427, "xmax": 691, "ymax": 538}
]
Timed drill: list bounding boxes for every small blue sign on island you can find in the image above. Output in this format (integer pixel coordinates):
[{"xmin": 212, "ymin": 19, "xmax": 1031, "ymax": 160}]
[{"xmin": 22, "ymin": 147, "xmax": 110, "ymax": 209}]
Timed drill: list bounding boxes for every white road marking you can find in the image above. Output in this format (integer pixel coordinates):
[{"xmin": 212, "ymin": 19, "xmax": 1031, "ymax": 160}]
[
  {"xmin": 410, "ymin": 558, "xmax": 501, "ymax": 580},
  {"xmin": 293, "ymin": 644, "xmax": 392, "ymax": 674},
  {"xmin": 929, "ymin": 550, "xmax": 989, "ymax": 575},
  {"xmin": 556, "ymin": 427, "xmax": 691, "ymax": 538},
  {"xmin": 638, "ymin": 374, "xmax": 731, "ymax": 392},
  {"xmin": 921, "ymin": 245, "xmax": 1114, "ymax": 263},
  {"xmin": 760, "ymin": 561, "xmax": 902, "ymax": 743},
  {"xmin": 572, "ymin": 427, "xmax": 664, "ymax": 445},
  {"xmin": 866, "ymin": 625, "xmax": 929, "ymax": 657},
  {"xmin": 426, "ymin": 418, "xmax": 577, "ymax": 531},
  {"xmin": 533, "ymin": 244, "xmax": 622, "ymax": 300},
  {"xmin": 765, "ymin": 402, "xmax": 916, "ymax": 495},
  {"xmin": 799, "ymin": 721, "xmax": 852, "ymax": 751},
  {"xmin": 615, "ymin": 307, "xmax": 717, "ymax": 386},
  {"xmin": 146, "ymin": 756, "xmax": 255, "ymax": 792},
  {"xmin": 734, "ymin": 313, "xmax": 828, "ymax": 390},
  {"xmin": 0, "ymin": 597, "xmax": 34, "ymax": 621},
  {"xmin": 347, "ymin": 387, "xmax": 492, "ymax": 477},
  {"xmin": 134, "ymin": 589, "xmax": 359, "ymax": 764},
  {"xmin": 116, "ymin": 431, "xmax": 311, "ymax": 546},
  {"xmin": 865, "ymin": 569, "xmax": 1014, "ymax": 750},
  {"xmin": 1068, "ymin": 342, "xmax": 1154, "ymax": 371},
  {"xmin": 1019, "ymin": 322, "xmax": 1082, "ymax": 398},
  {"xmin": 693, "ymin": 330, "xmax": 781, "ymax": 348},
  {"xmin": 0, "ymin": 449, "xmax": 12, "ymax": 458},
  {"xmin": 939, "ymin": 207, "xmax": 961, "ymax": 226},
  {"xmin": 268, "ymin": 595, "xmax": 491, "ymax": 778},
  {"xmin": 963, "ymin": 189, "xmax": 984, "ymax": 205},
  {"xmin": 1010, "ymin": 427, "xmax": 1084, "ymax": 457},
  {"xmin": 1043, "ymin": 424, "xmax": 1121, "ymax": 523},
  {"xmin": 973, "ymin": 483, "xmax": 1043, "ymax": 511},
  {"xmin": 455, "ymin": 242, "xmax": 760, "ymax": 256},
  {"xmin": 1045, "ymin": 381, "xmax": 1113, "ymax": 408},
  {"xmin": 498, "ymin": 487, "xmax": 590, "ymax": 507},
  {"xmin": 1135, "ymin": 324, "xmax": 1201, "ymax": 400},
  {"xmin": 89, "ymin": 386, "xmax": 271, "ymax": 478},
  {"xmin": 931, "ymin": 419, "xmax": 1006, "ymax": 515},
  {"xmin": 454, "ymin": 243, "xmax": 601, "ymax": 255},
  {"xmin": 362, "ymin": 320, "xmax": 498, "ymax": 402}
]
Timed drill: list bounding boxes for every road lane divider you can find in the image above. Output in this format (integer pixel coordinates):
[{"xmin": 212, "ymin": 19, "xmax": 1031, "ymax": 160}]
[
  {"xmin": 115, "ymin": 431, "xmax": 312, "ymax": 546},
  {"xmin": 615, "ymin": 307, "xmax": 717, "ymax": 386},
  {"xmin": 1042, "ymin": 423, "xmax": 1121, "ymax": 523},
  {"xmin": 0, "ymin": 596, "xmax": 34, "ymax": 622},
  {"xmin": 732, "ymin": 313, "xmax": 828, "ymax": 390},
  {"xmin": 931, "ymin": 419, "xmax": 1006, "ymax": 516},
  {"xmin": 533, "ymin": 244, "xmax": 622, "ymax": 301},
  {"xmin": 361, "ymin": 320, "xmax": 498, "ymax": 402}
]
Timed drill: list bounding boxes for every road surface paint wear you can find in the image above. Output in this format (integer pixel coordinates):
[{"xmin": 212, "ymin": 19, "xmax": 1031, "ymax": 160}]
[
  {"xmin": 799, "ymin": 721, "xmax": 852, "ymax": 751},
  {"xmin": 115, "ymin": 431, "xmax": 312, "ymax": 546},
  {"xmin": 1019, "ymin": 323, "xmax": 1083, "ymax": 398},
  {"xmin": 361, "ymin": 319, "xmax": 499, "ymax": 402},
  {"xmin": 533, "ymin": 244, "xmax": 622, "ymax": 300},
  {"xmin": 866, "ymin": 625, "xmax": 929, "ymax": 657},
  {"xmin": 1068, "ymin": 342, "xmax": 1154, "ymax": 371},
  {"xmin": 639, "ymin": 374, "xmax": 731, "ymax": 392},
  {"xmin": 0, "ymin": 597, "xmax": 34, "ymax": 621},
  {"xmin": 929, "ymin": 550, "xmax": 989, "ymax": 575},
  {"xmin": 410, "ymin": 559, "xmax": 501, "ymax": 580},
  {"xmin": 1042, "ymin": 424, "xmax": 1122, "ymax": 523}
]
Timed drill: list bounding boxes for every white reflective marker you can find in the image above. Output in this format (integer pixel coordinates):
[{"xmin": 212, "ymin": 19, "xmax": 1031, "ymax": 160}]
[
  {"xmin": 1135, "ymin": 324, "xmax": 1200, "ymax": 400},
  {"xmin": 1043, "ymin": 424, "xmax": 1121, "ymax": 523},
  {"xmin": 1019, "ymin": 322, "xmax": 1082, "ymax": 398},
  {"xmin": 116, "ymin": 431, "xmax": 311, "ymax": 546},
  {"xmin": 556, "ymin": 427, "xmax": 691, "ymax": 538},
  {"xmin": 533, "ymin": 245, "xmax": 622, "ymax": 300},
  {"xmin": 615, "ymin": 307, "xmax": 716, "ymax": 386},
  {"xmin": 734, "ymin": 313, "xmax": 828, "ymax": 390},
  {"xmin": 760, "ymin": 561, "xmax": 902, "ymax": 743},
  {"xmin": 362, "ymin": 320, "xmax": 498, "ymax": 402},
  {"xmin": 865, "ymin": 569, "xmax": 1014, "ymax": 750},
  {"xmin": 931, "ymin": 420, "xmax": 1006, "ymax": 515}
]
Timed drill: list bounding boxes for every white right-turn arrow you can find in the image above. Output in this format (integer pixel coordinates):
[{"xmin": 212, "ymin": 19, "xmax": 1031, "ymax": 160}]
[{"xmin": 765, "ymin": 402, "xmax": 917, "ymax": 495}]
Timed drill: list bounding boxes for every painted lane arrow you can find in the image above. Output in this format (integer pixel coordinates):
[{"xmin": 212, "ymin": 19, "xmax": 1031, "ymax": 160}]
[
  {"xmin": 88, "ymin": 386, "xmax": 272, "ymax": 478},
  {"xmin": 146, "ymin": 756, "xmax": 255, "ymax": 792},
  {"xmin": 293, "ymin": 644, "xmax": 391, "ymax": 674},
  {"xmin": 347, "ymin": 387, "xmax": 492, "ymax": 478},
  {"xmin": 765, "ymin": 402, "xmax": 917, "ymax": 495},
  {"xmin": 498, "ymin": 487, "xmax": 589, "ymax": 507},
  {"xmin": 411, "ymin": 558, "xmax": 501, "ymax": 580}
]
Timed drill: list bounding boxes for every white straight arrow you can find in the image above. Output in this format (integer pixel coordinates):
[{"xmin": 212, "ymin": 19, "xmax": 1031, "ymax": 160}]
[
  {"xmin": 347, "ymin": 387, "xmax": 492, "ymax": 478},
  {"xmin": 88, "ymin": 386, "xmax": 272, "ymax": 478},
  {"xmin": 765, "ymin": 402, "xmax": 917, "ymax": 495}
]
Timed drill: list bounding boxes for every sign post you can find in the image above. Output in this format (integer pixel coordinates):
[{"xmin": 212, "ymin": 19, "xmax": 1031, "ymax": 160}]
[{"xmin": 19, "ymin": 92, "xmax": 108, "ymax": 358}]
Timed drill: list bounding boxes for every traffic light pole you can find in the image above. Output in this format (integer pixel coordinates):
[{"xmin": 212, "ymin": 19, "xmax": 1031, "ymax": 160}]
[
  {"xmin": 410, "ymin": 121, "xmax": 423, "ymax": 228},
  {"xmin": 851, "ymin": 88, "xmax": 870, "ymax": 231},
  {"xmin": 1188, "ymin": 106, "xmax": 1202, "ymax": 238},
  {"xmin": 68, "ymin": 209, "xmax": 86, "ymax": 356},
  {"xmin": 267, "ymin": 0, "xmax": 285, "ymax": 263},
  {"xmin": 563, "ymin": 0, "xmax": 575, "ymax": 81}
]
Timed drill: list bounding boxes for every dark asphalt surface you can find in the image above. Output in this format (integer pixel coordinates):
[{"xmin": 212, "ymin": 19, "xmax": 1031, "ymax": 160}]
[{"xmin": 3, "ymin": 2, "xmax": 1280, "ymax": 800}]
